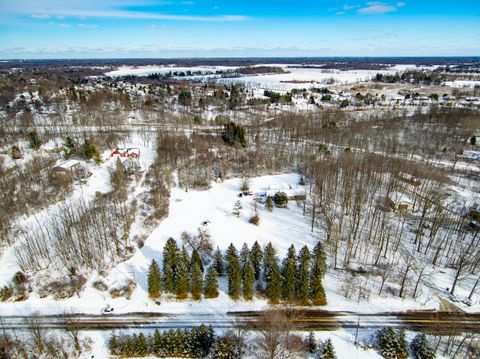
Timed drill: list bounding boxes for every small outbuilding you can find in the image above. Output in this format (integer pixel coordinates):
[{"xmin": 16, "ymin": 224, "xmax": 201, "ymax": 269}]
[
  {"xmin": 51, "ymin": 159, "xmax": 87, "ymax": 180},
  {"xmin": 387, "ymin": 191, "xmax": 413, "ymax": 212}
]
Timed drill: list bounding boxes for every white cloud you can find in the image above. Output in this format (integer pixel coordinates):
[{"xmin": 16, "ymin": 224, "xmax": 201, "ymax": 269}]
[
  {"xmin": 396, "ymin": 2, "xmax": 406, "ymax": 7},
  {"xmin": 31, "ymin": 14, "xmax": 51, "ymax": 19},
  {"xmin": 59, "ymin": 23, "xmax": 70, "ymax": 27},
  {"xmin": 343, "ymin": 5, "xmax": 359, "ymax": 10},
  {"xmin": 78, "ymin": 23, "xmax": 98, "ymax": 28},
  {"xmin": 336, "ymin": 11, "xmax": 346, "ymax": 15},
  {"xmin": 358, "ymin": 2, "xmax": 398, "ymax": 15}
]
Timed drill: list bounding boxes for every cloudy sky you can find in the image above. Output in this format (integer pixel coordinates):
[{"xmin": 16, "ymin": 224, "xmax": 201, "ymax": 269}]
[{"xmin": 0, "ymin": 0, "xmax": 479, "ymax": 58}]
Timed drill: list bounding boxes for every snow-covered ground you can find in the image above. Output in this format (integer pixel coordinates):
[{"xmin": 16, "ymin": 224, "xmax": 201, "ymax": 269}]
[
  {"xmin": 444, "ymin": 80, "xmax": 480, "ymax": 88},
  {"xmin": 0, "ymin": 171, "xmax": 444, "ymax": 316}
]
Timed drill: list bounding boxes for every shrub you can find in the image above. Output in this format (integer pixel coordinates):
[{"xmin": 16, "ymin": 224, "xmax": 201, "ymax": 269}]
[
  {"xmin": 249, "ymin": 213, "xmax": 260, "ymax": 225},
  {"xmin": 92, "ymin": 280, "xmax": 108, "ymax": 292},
  {"xmin": 273, "ymin": 192, "xmax": 288, "ymax": 208}
]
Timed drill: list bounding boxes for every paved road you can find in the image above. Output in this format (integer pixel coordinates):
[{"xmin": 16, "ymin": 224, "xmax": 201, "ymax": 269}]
[{"xmin": 2, "ymin": 310, "xmax": 479, "ymax": 334}]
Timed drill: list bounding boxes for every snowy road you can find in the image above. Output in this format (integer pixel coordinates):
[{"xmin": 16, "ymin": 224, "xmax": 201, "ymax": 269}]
[{"xmin": 2, "ymin": 310, "xmax": 479, "ymax": 334}]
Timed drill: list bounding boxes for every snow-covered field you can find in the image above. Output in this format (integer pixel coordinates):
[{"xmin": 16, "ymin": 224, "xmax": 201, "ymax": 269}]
[
  {"xmin": 104, "ymin": 64, "xmax": 409, "ymax": 91},
  {"xmin": 0, "ymin": 169, "xmax": 445, "ymax": 317}
]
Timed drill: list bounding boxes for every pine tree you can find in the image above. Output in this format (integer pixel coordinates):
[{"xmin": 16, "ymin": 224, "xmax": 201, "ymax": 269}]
[
  {"xmin": 312, "ymin": 242, "xmax": 327, "ymax": 277},
  {"xmin": 28, "ymin": 131, "xmax": 41, "ymax": 150},
  {"xmin": 319, "ymin": 338, "xmax": 337, "ymax": 359},
  {"xmin": 266, "ymin": 260, "xmax": 282, "ymax": 303},
  {"xmin": 307, "ymin": 332, "xmax": 317, "ymax": 353},
  {"xmin": 109, "ymin": 333, "xmax": 118, "ymax": 355},
  {"xmin": 176, "ymin": 257, "xmax": 189, "ymax": 299},
  {"xmin": 226, "ymin": 243, "xmax": 238, "ymax": 272},
  {"xmin": 250, "ymin": 241, "xmax": 263, "ymax": 280},
  {"xmin": 191, "ymin": 262, "xmax": 203, "ymax": 300},
  {"xmin": 240, "ymin": 243, "xmax": 250, "ymax": 272},
  {"xmin": 163, "ymin": 263, "xmax": 174, "ymax": 293},
  {"xmin": 148, "ymin": 259, "xmax": 162, "ymax": 298},
  {"xmin": 204, "ymin": 266, "xmax": 219, "ymax": 298},
  {"xmin": 377, "ymin": 327, "xmax": 408, "ymax": 359},
  {"xmin": 181, "ymin": 246, "xmax": 191, "ymax": 269},
  {"xmin": 227, "ymin": 246, "xmax": 242, "ymax": 300},
  {"xmin": 163, "ymin": 238, "xmax": 179, "ymax": 289},
  {"xmin": 265, "ymin": 196, "xmax": 274, "ymax": 211},
  {"xmin": 242, "ymin": 259, "xmax": 255, "ymax": 300},
  {"xmin": 263, "ymin": 242, "xmax": 277, "ymax": 279},
  {"xmin": 137, "ymin": 333, "xmax": 147, "ymax": 355},
  {"xmin": 211, "ymin": 336, "xmax": 242, "ymax": 359},
  {"xmin": 410, "ymin": 333, "xmax": 436, "ymax": 359},
  {"xmin": 297, "ymin": 246, "xmax": 311, "ymax": 305},
  {"xmin": 311, "ymin": 241, "xmax": 328, "ymax": 305},
  {"xmin": 191, "ymin": 249, "xmax": 204, "ymax": 272},
  {"xmin": 282, "ymin": 244, "xmax": 298, "ymax": 302},
  {"xmin": 63, "ymin": 136, "xmax": 76, "ymax": 157},
  {"xmin": 213, "ymin": 247, "xmax": 224, "ymax": 276},
  {"xmin": 232, "ymin": 200, "xmax": 242, "ymax": 217}
]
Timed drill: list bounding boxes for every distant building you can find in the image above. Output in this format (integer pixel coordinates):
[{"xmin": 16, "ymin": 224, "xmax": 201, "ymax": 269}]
[
  {"xmin": 51, "ymin": 159, "xmax": 87, "ymax": 179},
  {"xmin": 387, "ymin": 191, "xmax": 414, "ymax": 212},
  {"xmin": 111, "ymin": 147, "xmax": 141, "ymax": 158}
]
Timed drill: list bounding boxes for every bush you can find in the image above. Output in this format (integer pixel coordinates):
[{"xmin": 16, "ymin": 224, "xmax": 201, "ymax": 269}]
[
  {"xmin": 178, "ymin": 90, "xmax": 192, "ymax": 106},
  {"xmin": 249, "ymin": 213, "xmax": 260, "ymax": 225},
  {"xmin": 0, "ymin": 286, "xmax": 13, "ymax": 301},
  {"xmin": 92, "ymin": 280, "xmax": 108, "ymax": 292},
  {"xmin": 273, "ymin": 192, "xmax": 288, "ymax": 208}
]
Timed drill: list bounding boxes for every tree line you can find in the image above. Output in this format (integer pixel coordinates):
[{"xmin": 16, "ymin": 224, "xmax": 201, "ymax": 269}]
[{"xmin": 148, "ymin": 238, "xmax": 328, "ymax": 305}]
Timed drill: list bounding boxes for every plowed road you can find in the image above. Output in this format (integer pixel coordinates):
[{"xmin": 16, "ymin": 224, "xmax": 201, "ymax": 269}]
[{"xmin": 2, "ymin": 310, "xmax": 479, "ymax": 334}]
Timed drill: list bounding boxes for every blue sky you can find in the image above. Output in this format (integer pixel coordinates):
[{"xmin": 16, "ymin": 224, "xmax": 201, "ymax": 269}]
[{"xmin": 0, "ymin": 1, "xmax": 479, "ymax": 58}]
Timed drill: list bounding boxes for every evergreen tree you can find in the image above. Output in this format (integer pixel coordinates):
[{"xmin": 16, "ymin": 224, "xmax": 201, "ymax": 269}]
[
  {"xmin": 225, "ymin": 243, "xmax": 238, "ymax": 272},
  {"xmin": 227, "ymin": 246, "xmax": 242, "ymax": 300},
  {"xmin": 250, "ymin": 241, "xmax": 263, "ymax": 280},
  {"xmin": 191, "ymin": 249, "xmax": 204, "ymax": 272},
  {"xmin": 191, "ymin": 325, "xmax": 215, "ymax": 357},
  {"xmin": 232, "ymin": 200, "xmax": 242, "ymax": 217},
  {"xmin": 240, "ymin": 243, "xmax": 250, "ymax": 272},
  {"xmin": 137, "ymin": 333, "xmax": 147, "ymax": 355},
  {"xmin": 297, "ymin": 246, "xmax": 311, "ymax": 305},
  {"xmin": 211, "ymin": 336, "xmax": 242, "ymax": 359},
  {"xmin": 181, "ymin": 246, "xmax": 191, "ymax": 269},
  {"xmin": 204, "ymin": 266, "xmax": 219, "ymax": 298},
  {"xmin": 213, "ymin": 247, "xmax": 224, "ymax": 276},
  {"xmin": 153, "ymin": 329, "xmax": 162, "ymax": 355},
  {"xmin": 163, "ymin": 238, "xmax": 179, "ymax": 288},
  {"xmin": 82, "ymin": 138, "xmax": 99, "ymax": 161},
  {"xmin": 147, "ymin": 259, "xmax": 162, "ymax": 298},
  {"xmin": 312, "ymin": 242, "xmax": 327, "ymax": 277},
  {"xmin": 63, "ymin": 136, "xmax": 76, "ymax": 157},
  {"xmin": 311, "ymin": 241, "xmax": 328, "ymax": 305},
  {"xmin": 163, "ymin": 263, "xmax": 174, "ymax": 293},
  {"xmin": 282, "ymin": 244, "xmax": 298, "ymax": 302},
  {"xmin": 175, "ymin": 257, "xmax": 189, "ymax": 299},
  {"xmin": 28, "ymin": 131, "xmax": 41, "ymax": 150},
  {"xmin": 266, "ymin": 260, "xmax": 282, "ymax": 303},
  {"xmin": 265, "ymin": 196, "xmax": 274, "ymax": 211},
  {"xmin": 263, "ymin": 242, "xmax": 277, "ymax": 279},
  {"xmin": 108, "ymin": 333, "xmax": 118, "ymax": 355},
  {"xmin": 242, "ymin": 259, "xmax": 255, "ymax": 300},
  {"xmin": 191, "ymin": 262, "xmax": 203, "ymax": 300},
  {"xmin": 319, "ymin": 338, "xmax": 337, "ymax": 359},
  {"xmin": 410, "ymin": 333, "xmax": 436, "ymax": 359},
  {"xmin": 307, "ymin": 332, "xmax": 317, "ymax": 353},
  {"xmin": 377, "ymin": 327, "xmax": 408, "ymax": 359}
]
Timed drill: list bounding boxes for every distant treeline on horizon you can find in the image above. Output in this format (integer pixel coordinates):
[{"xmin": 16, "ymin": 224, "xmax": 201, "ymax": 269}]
[{"xmin": 1, "ymin": 56, "xmax": 479, "ymax": 70}]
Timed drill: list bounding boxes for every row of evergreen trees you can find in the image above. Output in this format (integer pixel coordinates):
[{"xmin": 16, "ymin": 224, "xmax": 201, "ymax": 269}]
[
  {"xmin": 377, "ymin": 327, "xmax": 436, "ymax": 359},
  {"xmin": 148, "ymin": 238, "xmax": 219, "ymax": 300},
  {"xmin": 108, "ymin": 325, "xmax": 215, "ymax": 358},
  {"xmin": 148, "ymin": 238, "xmax": 327, "ymax": 305}
]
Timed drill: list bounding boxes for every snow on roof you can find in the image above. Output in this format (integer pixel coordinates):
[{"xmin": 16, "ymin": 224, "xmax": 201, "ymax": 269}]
[
  {"xmin": 54, "ymin": 159, "xmax": 80, "ymax": 170},
  {"xmin": 389, "ymin": 191, "xmax": 413, "ymax": 204}
]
